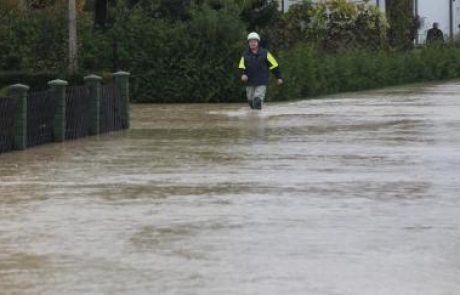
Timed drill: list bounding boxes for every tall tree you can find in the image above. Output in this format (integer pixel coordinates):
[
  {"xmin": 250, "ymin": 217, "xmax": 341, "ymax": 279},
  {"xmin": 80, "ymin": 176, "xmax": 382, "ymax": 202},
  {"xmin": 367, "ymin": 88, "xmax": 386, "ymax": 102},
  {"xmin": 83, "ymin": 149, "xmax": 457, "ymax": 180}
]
[
  {"xmin": 69, "ymin": 0, "xmax": 78, "ymax": 73},
  {"xmin": 386, "ymin": 0, "xmax": 419, "ymax": 50}
]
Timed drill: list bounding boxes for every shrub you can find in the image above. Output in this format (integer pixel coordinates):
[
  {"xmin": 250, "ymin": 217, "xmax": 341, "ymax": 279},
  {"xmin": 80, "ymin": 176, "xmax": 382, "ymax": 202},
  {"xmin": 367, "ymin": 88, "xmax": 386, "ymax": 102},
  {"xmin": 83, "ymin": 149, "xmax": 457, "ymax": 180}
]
[
  {"xmin": 101, "ymin": 2, "xmax": 246, "ymax": 102},
  {"xmin": 386, "ymin": 0, "xmax": 420, "ymax": 50},
  {"xmin": 0, "ymin": 71, "xmax": 90, "ymax": 91},
  {"xmin": 270, "ymin": 45, "xmax": 460, "ymax": 101},
  {"xmin": 265, "ymin": 0, "xmax": 388, "ymax": 53},
  {"xmin": 0, "ymin": 1, "xmax": 92, "ymax": 72},
  {"xmin": 3, "ymin": 0, "xmax": 460, "ymax": 104},
  {"xmin": 0, "ymin": 71, "xmax": 59, "ymax": 91}
]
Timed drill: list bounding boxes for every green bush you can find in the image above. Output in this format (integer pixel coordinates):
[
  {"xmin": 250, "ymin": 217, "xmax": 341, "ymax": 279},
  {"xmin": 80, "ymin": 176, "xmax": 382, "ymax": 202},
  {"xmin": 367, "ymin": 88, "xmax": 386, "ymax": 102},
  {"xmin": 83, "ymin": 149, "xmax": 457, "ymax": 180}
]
[
  {"xmin": 100, "ymin": 2, "xmax": 246, "ymax": 103},
  {"xmin": 0, "ymin": 1, "xmax": 98, "ymax": 74},
  {"xmin": 0, "ymin": 3, "xmax": 69, "ymax": 72},
  {"xmin": 3, "ymin": 0, "xmax": 460, "ymax": 104},
  {"xmin": 386, "ymin": 0, "xmax": 419, "ymax": 50},
  {"xmin": 0, "ymin": 71, "xmax": 59, "ymax": 91},
  {"xmin": 270, "ymin": 45, "xmax": 460, "ymax": 101},
  {"xmin": 265, "ymin": 0, "xmax": 388, "ymax": 53},
  {"xmin": 0, "ymin": 71, "xmax": 90, "ymax": 91}
]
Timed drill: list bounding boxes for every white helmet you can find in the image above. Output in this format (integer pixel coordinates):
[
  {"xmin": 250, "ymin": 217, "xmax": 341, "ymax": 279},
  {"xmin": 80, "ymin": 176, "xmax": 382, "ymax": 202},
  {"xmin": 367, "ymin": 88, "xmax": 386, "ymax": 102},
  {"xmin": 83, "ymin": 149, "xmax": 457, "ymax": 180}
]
[{"xmin": 247, "ymin": 32, "xmax": 261, "ymax": 41}]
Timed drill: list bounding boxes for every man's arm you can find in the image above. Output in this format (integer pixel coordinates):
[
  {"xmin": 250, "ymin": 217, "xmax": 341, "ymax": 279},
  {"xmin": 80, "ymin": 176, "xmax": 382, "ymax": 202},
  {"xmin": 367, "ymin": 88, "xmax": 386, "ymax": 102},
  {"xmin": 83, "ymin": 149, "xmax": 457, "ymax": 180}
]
[
  {"xmin": 239, "ymin": 56, "xmax": 246, "ymax": 72},
  {"xmin": 239, "ymin": 56, "xmax": 248, "ymax": 82},
  {"xmin": 267, "ymin": 52, "xmax": 282, "ymax": 79},
  {"xmin": 267, "ymin": 52, "xmax": 282, "ymax": 84}
]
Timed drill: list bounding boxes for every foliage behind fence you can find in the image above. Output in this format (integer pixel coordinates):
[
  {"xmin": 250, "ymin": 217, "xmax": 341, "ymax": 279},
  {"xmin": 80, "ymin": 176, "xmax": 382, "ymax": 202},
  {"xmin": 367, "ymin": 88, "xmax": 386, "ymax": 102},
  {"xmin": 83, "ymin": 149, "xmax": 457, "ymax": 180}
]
[
  {"xmin": 27, "ymin": 90, "xmax": 56, "ymax": 147},
  {"xmin": 0, "ymin": 96, "xmax": 17, "ymax": 153},
  {"xmin": 269, "ymin": 45, "xmax": 460, "ymax": 101},
  {"xmin": 100, "ymin": 83, "xmax": 123, "ymax": 133},
  {"xmin": 66, "ymin": 85, "xmax": 91, "ymax": 140}
]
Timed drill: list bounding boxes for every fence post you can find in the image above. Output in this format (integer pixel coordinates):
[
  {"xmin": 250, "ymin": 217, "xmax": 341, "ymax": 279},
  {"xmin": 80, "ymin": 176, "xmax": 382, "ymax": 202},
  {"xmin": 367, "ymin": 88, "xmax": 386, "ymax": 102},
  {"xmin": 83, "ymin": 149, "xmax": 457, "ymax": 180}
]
[
  {"xmin": 48, "ymin": 79, "xmax": 68, "ymax": 142},
  {"xmin": 9, "ymin": 84, "xmax": 29, "ymax": 150},
  {"xmin": 113, "ymin": 71, "xmax": 130, "ymax": 129},
  {"xmin": 84, "ymin": 74, "xmax": 102, "ymax": 135}
]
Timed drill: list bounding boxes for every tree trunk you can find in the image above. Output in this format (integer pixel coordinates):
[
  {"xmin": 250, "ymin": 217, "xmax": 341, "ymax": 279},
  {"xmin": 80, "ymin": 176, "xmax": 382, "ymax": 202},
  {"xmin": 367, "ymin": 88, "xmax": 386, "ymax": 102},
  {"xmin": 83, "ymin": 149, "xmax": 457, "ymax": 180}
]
[
  {"xmin": 386, "ymin": 0, "xmax": 416, "ymax": 50},
  {"xmin": 68, "ymin": 0, "xmax": 78, "ymax": 74}
]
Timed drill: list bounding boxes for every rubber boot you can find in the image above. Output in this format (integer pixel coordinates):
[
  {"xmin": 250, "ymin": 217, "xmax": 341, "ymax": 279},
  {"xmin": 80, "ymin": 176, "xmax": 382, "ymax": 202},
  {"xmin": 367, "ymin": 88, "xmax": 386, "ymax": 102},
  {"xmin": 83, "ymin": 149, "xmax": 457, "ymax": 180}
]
[
  {"xmin": 248, "ymin": 99, "xmax": 255, "ymax": 109},
  {"xmin": 253, "ymin": 97, "xmax": 262, "ymax": 110}
]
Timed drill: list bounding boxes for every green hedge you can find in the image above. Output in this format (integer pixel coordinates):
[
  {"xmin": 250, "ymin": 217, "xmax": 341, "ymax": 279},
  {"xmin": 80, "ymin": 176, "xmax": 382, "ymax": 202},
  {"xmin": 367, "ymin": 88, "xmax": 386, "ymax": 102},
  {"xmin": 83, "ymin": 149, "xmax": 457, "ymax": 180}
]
[
  {"xmin": 0, "ymin": 71, "xmax": 91, "ymax": 92},
  {"xmin": 3, "ymin": 46, "xmax": 460, "ymax": 103},
  {"xmin": 0, "ymin": 71, "xmax": 59, "ymax": 91},
  {"xmin": 269, "ymin": 45, "xmax": 460, "ymax": 101},
  {"xmin": 106, "ymin": 4, "xmax": 246, "ymax": 103},
  {"xmin": 3, "ymin": 1, "xmax": 460, "ymax": 103},
  {"xmin": 0, "ymin": 3, "xmax": 68, "ymax": 72}
]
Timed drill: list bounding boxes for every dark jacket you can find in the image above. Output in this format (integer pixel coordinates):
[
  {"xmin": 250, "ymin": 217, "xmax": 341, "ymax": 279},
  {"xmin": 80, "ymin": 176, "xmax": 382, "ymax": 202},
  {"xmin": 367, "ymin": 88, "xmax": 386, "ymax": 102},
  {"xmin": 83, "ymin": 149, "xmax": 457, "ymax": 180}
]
[
  {"xmin": 426, "ymin": 28, "xmax": 444, "ymax": 45},
  {"xmin": 238, "ymin": 47, "xmax": 281, "ymax": 86}
]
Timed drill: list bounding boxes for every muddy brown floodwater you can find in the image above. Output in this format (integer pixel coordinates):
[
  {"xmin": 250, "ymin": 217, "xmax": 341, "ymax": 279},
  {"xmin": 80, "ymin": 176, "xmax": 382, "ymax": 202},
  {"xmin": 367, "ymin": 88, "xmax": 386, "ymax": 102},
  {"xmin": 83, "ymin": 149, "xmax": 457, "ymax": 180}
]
[{"xmin": 1, "ymin": 82, "xmax": 460, "ymax": 294}]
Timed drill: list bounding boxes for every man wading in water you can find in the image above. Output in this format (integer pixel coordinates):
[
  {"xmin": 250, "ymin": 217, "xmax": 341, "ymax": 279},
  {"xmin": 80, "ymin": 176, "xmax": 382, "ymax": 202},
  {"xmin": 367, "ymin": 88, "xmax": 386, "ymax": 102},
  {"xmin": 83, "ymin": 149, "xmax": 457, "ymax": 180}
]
[{"xmin": 238, "ymin": 32, "xmax": 283, "ymax": 110}]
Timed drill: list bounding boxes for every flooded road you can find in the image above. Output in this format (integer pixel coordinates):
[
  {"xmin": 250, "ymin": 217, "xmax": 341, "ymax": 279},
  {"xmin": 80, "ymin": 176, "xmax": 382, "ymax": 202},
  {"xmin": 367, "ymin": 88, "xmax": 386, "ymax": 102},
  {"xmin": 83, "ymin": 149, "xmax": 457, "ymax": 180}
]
[{"xmin": 1, "ymin": 82, "xmax": 460, "ymax": 294}]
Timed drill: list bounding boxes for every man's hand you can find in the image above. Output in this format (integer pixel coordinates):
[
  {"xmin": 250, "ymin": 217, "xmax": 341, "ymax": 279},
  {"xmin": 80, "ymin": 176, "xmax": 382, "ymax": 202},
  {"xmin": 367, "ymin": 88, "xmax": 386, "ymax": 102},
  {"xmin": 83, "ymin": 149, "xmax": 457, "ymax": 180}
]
[
  {"xmin": 277, "ymin": 79, "xmax": 283, "ymax": 86},
  {"xmin": 241, "ymin": 74, "xmax": 249, "ymax": 82}
]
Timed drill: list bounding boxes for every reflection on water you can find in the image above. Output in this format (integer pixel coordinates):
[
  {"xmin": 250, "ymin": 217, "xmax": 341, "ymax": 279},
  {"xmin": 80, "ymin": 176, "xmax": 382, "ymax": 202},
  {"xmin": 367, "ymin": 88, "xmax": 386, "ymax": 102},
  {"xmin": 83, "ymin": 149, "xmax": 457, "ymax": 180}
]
[{"xmin": 1, "ymin": 82, "xmax": 460, "ymax": 294}]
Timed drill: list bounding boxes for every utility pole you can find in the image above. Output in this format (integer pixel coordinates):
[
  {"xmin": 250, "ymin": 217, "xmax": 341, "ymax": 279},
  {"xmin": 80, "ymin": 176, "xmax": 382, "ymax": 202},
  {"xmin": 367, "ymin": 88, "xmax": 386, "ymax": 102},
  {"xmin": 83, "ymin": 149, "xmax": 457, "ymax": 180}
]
[
  {"xmin": 69, "ymin": 0, "xmax": 78, "ymax": 74},
  {"xmin": 449, "ymin": 0, "xmax": 454, "ymax": 43},
  {"xmin": 414, "ymin": 0, "xmax": 419, "ymax": 45}
]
